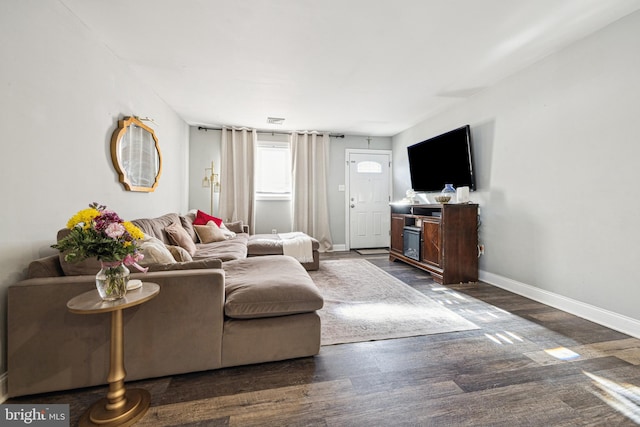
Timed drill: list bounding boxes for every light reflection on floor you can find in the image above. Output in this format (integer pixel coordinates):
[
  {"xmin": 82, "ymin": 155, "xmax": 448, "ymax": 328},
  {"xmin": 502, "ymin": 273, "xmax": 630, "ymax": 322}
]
[
  {"xmin": 585, "ymin": 371, "xmax": 640, "ymax": 424},
  {"xmin": 377, "ymin": 261, "xmax": 640, "ymax": 423},
  {"xmin": 544, "ymin": 347, "xmax": 580, "ymax": 361},
  {"xmin": 484, "ymin": 331, "xmax": 524, "ymax": 345}
]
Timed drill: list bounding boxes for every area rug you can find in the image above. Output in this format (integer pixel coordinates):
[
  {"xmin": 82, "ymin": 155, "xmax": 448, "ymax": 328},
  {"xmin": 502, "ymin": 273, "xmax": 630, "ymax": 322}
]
[{"xmin": 309, "ymin": 259, "xmax": 479, "ymax": 345}]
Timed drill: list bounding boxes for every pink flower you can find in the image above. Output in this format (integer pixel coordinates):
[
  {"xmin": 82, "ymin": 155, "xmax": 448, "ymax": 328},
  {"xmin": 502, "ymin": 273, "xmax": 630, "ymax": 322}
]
[
  {"xmin": 105, "ymin": 222, "xmax": 125, "ymax": 239},
  {"xmin": 124, "ymin": 252, "xmax": 144, "ymax": 263},
  {"xmin": 123, "ymin": 253, "xmax": 148, "ymax": 273}
]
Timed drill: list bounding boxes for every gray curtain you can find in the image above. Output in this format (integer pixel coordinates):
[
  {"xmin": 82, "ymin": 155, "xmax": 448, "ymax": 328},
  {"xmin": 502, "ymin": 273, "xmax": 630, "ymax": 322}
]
[
  {"xmin": 290, "ymin": 132, "xmax": 333, "ymax": 251},
  {"xmin": 219, "ymin": 127, "xmax": 257, "ymax": 233}
]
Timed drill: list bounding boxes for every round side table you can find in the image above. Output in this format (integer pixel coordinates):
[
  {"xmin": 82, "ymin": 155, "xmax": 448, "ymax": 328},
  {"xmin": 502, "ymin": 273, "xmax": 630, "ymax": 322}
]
[{"xmin": 67, "ymin": 282, "xmax": 160, "ymax": 427}]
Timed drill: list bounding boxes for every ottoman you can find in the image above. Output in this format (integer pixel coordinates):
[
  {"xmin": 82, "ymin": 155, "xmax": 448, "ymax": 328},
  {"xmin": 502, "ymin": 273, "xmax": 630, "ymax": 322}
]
[
  {"xmin": 220, "ymin": 255, "xmax": 324, "ymax": 366},
  {"xmin": 247, "ymin": 233, "xmax": 320, "ymax": 270}
]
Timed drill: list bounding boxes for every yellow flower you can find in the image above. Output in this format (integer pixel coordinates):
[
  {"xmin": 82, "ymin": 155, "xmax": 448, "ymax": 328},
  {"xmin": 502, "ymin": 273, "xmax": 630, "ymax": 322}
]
[
  {"xmin": 123, "ymin": 221, "xmax": 144, "ymax": 240},
  {"xmin": 66, "ymin": 208, "xmax": 100, "ymax": 229}
]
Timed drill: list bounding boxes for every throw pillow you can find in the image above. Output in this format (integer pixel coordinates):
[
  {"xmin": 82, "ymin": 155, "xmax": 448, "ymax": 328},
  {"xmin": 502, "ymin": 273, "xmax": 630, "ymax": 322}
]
[
  {"xmin": 164, "ymin": 221, "xmax": 197, "ymax": 256},
  {"xmin": 165, "ymin": 244, "xmax": 193, "ymax": 262},
  {"xmin": 222, "ymin": 220, "xmax": 244, "ymax": 234},
  {"xmin": 220, "ymin": 229, "xmax": 236, "ymax": 239},
  {"xmin": 219, "ymin": 223, "xmax": 236, "ymax": 239},
  {"xmin": 131, "ymin": 213, "xmax": 181, "ymax": 240},
  {"xmin": 193, "ymin": 210, "xmax": 223, "ymax": 227},
  {"xmin": 139, "ymin": 235, "xmax": 176, "ymax": 265},
  {"xmin": 194, "ymin": 220, "xmax": 227, "ymax": 243},
  {"xmin": 179, "ymin": 212, "xmax": 198, "ymax": 243}
]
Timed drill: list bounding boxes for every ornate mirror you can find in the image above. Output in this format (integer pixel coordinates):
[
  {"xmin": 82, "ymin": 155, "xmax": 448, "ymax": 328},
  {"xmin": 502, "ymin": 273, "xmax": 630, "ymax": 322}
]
[{"xmin": 110, "ymin": 116, "xmax": 162, "ymax": 192}]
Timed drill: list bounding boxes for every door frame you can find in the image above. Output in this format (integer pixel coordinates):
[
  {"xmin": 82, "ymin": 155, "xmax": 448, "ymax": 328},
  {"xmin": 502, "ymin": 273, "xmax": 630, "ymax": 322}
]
[{"xmin": 344, "ymin": 149, "xmax": 393, "ymax": 251}]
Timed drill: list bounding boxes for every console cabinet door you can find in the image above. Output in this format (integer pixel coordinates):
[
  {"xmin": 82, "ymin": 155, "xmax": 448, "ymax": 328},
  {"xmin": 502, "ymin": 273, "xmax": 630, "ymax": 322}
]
[
  {"xmin": 390, "ymin": 215, "xmax": 405, "ymax": 254},
  {"xmin": 421, "ymin": 218, "xmax": 441, "ymax": 267}
]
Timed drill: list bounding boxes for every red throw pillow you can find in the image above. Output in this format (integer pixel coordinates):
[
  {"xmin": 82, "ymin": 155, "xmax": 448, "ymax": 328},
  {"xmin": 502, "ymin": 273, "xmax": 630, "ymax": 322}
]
[{"xmin": 194, "ymin": 210, "xmax": 223, "ymax": 227}]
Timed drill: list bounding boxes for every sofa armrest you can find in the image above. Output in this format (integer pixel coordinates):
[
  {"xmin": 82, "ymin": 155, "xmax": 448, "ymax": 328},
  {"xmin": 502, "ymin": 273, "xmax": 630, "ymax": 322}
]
[{"xmin": 8, "ymin": 268, "xmax": 225, "ymax": 397}]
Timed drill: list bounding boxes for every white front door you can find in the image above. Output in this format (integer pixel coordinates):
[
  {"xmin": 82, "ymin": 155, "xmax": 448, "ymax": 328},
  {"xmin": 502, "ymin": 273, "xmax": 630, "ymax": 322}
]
[{"xmin": 347, "ymin": 150, "xmax": 392, "ymax": 249}]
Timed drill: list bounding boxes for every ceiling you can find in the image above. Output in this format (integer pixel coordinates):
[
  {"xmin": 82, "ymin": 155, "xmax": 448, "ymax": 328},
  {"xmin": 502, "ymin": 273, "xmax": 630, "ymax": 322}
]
[{"xmin": 60, "ymin": 0, "xmax": 640, "ymax": 136}]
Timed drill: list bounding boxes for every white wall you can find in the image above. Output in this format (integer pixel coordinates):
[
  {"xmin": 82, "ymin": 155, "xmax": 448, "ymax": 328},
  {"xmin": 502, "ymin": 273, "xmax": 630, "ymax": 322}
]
[
  {"xmin": 393, "ymin": 11, "xmax": 640, "ymax": 328},
  {"xmin": 0, "ymin": 0, "xmax": 189, "ymax": 375}
]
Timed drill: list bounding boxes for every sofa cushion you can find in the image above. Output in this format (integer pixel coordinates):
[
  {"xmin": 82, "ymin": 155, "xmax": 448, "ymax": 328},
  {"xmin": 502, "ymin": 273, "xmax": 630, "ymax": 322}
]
[
  {"xmin": 247, "ymin": 233, "xmax": 320, "ymax": 260},
  {"xmin": 146, "ymin": 258, "xmax": 222, "ymax": 272},
  {"xmin": 56, "ymin": 229, "xmax": 102, "ymax": 276},
  {"xmin": 223, "ymin": 255, "xmax": 323, "ymax": 319},
  {"xmin": 165, "ymin": 221, "xmax": 197, "ymax": 256},
  {"xmin": 139, "ymin": 235, "xmax": 176, "ymax": 265},
  {"xmin": 180, "ymin": 212, "xmax": 199, "ymax": 243},
  {"xmin": 193, "ymin": 234, "xmax": 249, "ymax": 261},
  {"xmin": 57, "ymin": 253, "xmax": 102, "ymax": 276},
  {"xmin": 194, "ymin": 221, "xmax": 227, "ymax": 243},
  {"xmin": 222, "ymin": 221, "xmax": 244, "ymax": 234},
  {"xmin": 166, "ymin": 245, "xmax": 193, "ymax": 262},
  {"xmin": 27, "ymin": 255, "xmax": 65, "ymax": 278},
  {"xmin": 131, "ymin": 213, "xmax": 181, "ymax": 244}
]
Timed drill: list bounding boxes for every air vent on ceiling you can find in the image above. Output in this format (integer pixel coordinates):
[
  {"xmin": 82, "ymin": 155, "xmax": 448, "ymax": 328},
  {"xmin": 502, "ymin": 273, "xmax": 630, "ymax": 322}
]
[{"xmin": 266, "ymin": 117, "xmax": 285, "ymax": 125}]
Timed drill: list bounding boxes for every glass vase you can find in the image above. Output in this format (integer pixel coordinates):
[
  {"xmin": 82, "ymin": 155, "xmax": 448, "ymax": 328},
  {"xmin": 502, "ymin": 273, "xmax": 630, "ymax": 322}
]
[
  {"xmin": 96, "ymin": 262, "xmax": 129, "ymax": 301},
  {"xmin": 434, "ymin": 183, "xmax": 456, "ymax": 203}
]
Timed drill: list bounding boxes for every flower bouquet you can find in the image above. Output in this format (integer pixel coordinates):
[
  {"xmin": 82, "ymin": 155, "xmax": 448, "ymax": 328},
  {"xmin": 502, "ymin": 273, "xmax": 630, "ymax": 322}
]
[{"xmin": 52, "ymin": 203, "xmax": 146, "ymax": 300}]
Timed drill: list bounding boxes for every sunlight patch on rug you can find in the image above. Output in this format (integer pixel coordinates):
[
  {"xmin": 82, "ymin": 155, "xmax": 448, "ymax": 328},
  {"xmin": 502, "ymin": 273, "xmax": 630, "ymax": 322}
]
[
  {"xmin": 335, "ymin": 303, "xmax": 436, "ymax": 322},
  {"xmin": 309, "ymin": 259, "xmax": 479, "ymax": 345}
]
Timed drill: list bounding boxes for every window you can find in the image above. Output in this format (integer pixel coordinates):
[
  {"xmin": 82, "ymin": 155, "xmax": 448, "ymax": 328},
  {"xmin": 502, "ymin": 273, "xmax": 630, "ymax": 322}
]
[
  {"xmin": 255, "ymin": 140, "xmax": 291, "ymax": 200},
  {"xmin": 357, "ymin": 161, "xmax": 382, "ymax": 174}
]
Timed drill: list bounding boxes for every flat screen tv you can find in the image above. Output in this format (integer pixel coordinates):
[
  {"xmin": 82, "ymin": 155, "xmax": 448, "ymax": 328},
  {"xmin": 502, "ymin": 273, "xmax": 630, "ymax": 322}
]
[{"xmin": 407, "ymin": 124, "xmax": 476, "ymax": 192}]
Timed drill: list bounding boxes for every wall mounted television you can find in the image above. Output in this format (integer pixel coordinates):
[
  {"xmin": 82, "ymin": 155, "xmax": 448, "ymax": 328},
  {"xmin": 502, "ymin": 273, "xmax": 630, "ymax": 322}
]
[{"xmin": 407, "ymin": 124, "xmax": 476, "ymax": 192}]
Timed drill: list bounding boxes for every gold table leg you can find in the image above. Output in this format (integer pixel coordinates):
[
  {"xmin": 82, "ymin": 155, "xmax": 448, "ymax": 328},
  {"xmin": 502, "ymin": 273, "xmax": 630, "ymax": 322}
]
[{"xmin": 79, "ymin": 309, "xmax": 150, "ymax": 426}]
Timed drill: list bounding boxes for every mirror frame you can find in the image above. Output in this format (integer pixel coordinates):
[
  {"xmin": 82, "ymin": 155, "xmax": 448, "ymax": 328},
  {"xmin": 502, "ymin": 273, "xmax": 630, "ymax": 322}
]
[{"xmin": 110, "ymin": 116, "xmax": 162, "ymax": 192}]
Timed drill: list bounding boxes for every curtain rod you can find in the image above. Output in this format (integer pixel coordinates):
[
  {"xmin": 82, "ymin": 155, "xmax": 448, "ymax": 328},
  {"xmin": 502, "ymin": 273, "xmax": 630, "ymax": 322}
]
[{"xmin": 197, "ymin": 126, "xmax": 345, "ymax": 138}]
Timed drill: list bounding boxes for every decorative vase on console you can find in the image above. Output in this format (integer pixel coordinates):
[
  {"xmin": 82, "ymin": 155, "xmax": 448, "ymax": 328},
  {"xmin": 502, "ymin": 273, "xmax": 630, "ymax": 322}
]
[{"xmin": 439, "ymin": 183, "xmax": 456, "ymax": 204}]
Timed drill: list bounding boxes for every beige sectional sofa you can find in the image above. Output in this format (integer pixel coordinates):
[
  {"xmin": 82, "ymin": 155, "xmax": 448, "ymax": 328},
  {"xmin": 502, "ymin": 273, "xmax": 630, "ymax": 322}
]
[
  {"xmin": 7, "ymin": 212, "xmax": 324, "ymax": 397},
  {"xmin": 133, "ymin": 211, "xmax": 320, "ymax": 271}
]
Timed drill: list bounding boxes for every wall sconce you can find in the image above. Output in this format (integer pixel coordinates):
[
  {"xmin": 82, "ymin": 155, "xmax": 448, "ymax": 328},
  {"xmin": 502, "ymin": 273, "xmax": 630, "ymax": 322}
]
[{"xmin": 202, "ymin": 161, "xmax": 220, "ymax": 215}]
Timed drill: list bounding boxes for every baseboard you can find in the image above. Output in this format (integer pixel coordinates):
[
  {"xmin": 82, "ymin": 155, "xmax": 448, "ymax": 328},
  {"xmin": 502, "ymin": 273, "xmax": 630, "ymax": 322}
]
[
  {"xmin": 479, "ymin": 270, "xmax": 640, "ymax": 339},
  {"xmin": 0, "ymin": 371, "xmax": 7, "ymax": 403},
  {"xmin": 329, "ymin": 244, "xmax": 347, "ymax": 252}
]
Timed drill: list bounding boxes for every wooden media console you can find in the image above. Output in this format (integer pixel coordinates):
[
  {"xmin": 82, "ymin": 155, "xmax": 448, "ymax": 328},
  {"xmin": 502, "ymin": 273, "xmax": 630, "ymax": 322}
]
[{"xmin": 390, "ymin": 203, "xmax": 478, "ymax": 284}]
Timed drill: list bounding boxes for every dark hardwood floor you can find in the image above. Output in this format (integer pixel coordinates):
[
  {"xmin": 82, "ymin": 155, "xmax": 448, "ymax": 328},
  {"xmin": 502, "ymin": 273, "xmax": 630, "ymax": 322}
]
[{"xmin": 8, "ymin": 251, "xmax": 640, "ymax": 426}]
